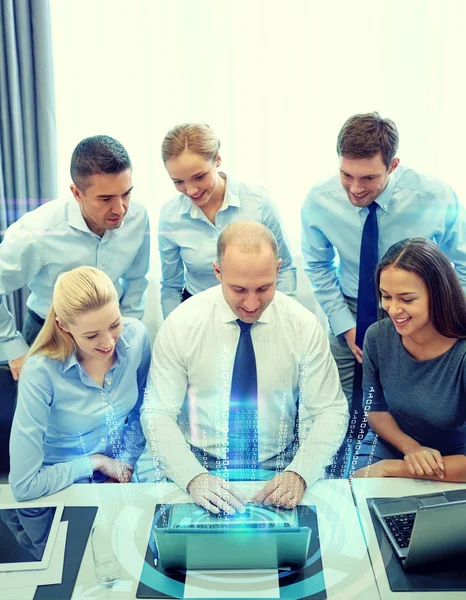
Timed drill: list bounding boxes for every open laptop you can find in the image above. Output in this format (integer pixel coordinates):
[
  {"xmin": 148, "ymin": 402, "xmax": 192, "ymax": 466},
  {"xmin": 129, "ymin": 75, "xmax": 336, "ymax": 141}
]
[
  {"xmin": 153, "ymin": 503, "xmax": 312, "ymax": 570},
  {"xmin": 370, "ymin": 488, "xmax": 466, "ymax": 570}
]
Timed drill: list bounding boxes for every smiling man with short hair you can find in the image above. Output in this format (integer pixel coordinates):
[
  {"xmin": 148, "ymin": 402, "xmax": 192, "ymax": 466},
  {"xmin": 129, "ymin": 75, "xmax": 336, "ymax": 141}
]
[
  {"xmin": 301, "ymin": 112, "xmax": 466, "ymax": 410},
  {"xmin": 0, "ymin": 135, "xmax": 150, "ymax": 380},
  {"xmin": 142, "ymin": 221, "xmax": 348, "ymax": 514}
]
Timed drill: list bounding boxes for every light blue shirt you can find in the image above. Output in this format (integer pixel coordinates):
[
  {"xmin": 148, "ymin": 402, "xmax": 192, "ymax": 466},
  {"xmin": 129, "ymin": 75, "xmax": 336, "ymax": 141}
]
[
  {"xmin": 0, "ymin": 198, "xmax": 150, "ymax": 361},
  {"xmin": 301, "ymin": 165, "xmax": 466, "ymax": 337},
  {"xmin": 9, "ymin": 318, "xmax": 151, "ymax": 501},
  {"xmin": 158, "ymin": 174, "xmax": 297, "ymax": 318}
]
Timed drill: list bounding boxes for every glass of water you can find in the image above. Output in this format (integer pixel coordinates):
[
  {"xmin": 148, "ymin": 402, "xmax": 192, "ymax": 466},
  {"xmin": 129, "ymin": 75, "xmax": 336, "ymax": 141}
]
[{"xmin": 91, "ymin": 523, "xmax": 121, "ymax": 587}]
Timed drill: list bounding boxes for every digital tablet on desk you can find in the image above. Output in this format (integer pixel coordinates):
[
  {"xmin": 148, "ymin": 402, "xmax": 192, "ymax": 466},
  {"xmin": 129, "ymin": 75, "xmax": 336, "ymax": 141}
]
[{"xmin": 0, "ymin": 503, "xmax": 64, "ymax": 572}]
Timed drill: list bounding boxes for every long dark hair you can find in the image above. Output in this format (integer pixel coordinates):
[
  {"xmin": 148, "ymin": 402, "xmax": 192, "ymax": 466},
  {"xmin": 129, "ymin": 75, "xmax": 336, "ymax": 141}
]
[{"xmin": 376, "ymin": 237, "xmax": 466, "ymax": 338}]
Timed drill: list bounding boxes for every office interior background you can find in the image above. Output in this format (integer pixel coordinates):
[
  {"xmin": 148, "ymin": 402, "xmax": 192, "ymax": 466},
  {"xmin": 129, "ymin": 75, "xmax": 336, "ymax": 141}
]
[{"xmin": 9, "ymin": 0, "xmax": 466, "ymax": 342}]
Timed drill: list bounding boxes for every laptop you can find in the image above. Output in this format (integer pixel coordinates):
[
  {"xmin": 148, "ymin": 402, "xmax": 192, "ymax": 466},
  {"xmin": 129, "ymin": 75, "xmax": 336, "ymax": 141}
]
[
  {"xmin": 153, "ymin": 503, "xmax": 312, "ymax": 570},
  {"xmin": 370, "ymin": 488, "xmax": 466, "ymax": 570}
]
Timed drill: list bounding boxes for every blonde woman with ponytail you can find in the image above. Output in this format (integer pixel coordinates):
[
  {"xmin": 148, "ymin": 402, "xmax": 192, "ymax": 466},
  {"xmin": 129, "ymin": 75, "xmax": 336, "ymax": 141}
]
[
  {"xmin": 159, "ymin": 123, "xmax": 297, "ymax": 318},
  {"xmin": 9, "ymin": 267, "xmax": 151, "ymax": 501}
]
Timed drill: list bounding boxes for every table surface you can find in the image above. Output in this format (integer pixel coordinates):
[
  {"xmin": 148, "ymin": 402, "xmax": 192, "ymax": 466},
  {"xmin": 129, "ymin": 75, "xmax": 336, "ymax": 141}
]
[
  {"xmin": 351, "ymin": 477, "xmax": 466, "ymax": 600},
  {"xmin": 0, "ymin": 479, "xmax": 379, "ymax": 600}
]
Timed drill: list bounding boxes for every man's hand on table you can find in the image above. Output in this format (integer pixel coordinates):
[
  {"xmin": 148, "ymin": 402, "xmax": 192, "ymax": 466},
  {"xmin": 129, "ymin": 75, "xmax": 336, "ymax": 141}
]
[
  {"xmin": 187, "ymin": 473, "xmax": 248, "ymax": 514},
  {"xmin": 252, "ymin": 471, "xmax": 306, "ymax": 509}
]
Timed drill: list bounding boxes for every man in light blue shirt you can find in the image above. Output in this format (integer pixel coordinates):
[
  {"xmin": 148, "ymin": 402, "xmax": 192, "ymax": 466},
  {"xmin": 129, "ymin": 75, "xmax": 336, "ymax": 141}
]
[
  {"xmin": 301, "ymin": 112, "xmax": 466, "ymax": 409},
  {"xmin": 0, "ymin": 135, "xmax": 150, "ymax": 379}
]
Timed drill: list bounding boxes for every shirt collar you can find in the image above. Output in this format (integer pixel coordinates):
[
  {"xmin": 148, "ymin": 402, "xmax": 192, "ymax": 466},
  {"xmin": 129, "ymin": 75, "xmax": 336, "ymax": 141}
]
[
  {"xmin": 62, "ymin": 332, "xmax": 130, "ymax": 374},
  {"xmin": 355, "ymin": 171, "xmax": 397, "ymax": 214},
  {"xmin": 177, "ymin": 173, "xmax": 241, "ymax": 218},
  {"xmin": 67, "ymin": 198, "xmax": 96, "ymax": 235},
  {"xmin": 216, "ymin": 284, "xmax": 272, "ymax": 325}
]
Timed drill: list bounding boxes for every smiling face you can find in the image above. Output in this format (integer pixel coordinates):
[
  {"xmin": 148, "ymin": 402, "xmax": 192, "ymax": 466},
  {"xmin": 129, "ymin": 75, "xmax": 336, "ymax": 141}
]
[
  {"xmin": 164, "ymin": 150, "xmax": 225, "ymax": 209},
  {"xmin": 58, "ymin": 302, "xmax": 122, "ymax": 363},
  {"xmin": 339, "ymin": 152, "xmax": 399, "ymax": 208},
  {"xmin": 70, "ymin": 169, "xmax": 133, "ymax": 237},
  {"xmin": 379, "ymin": 266, "xmax": 434, "ymax": 339},
  {"xmin": 213, "ymin": 244, "xmax": 282, "ymax": 323}
]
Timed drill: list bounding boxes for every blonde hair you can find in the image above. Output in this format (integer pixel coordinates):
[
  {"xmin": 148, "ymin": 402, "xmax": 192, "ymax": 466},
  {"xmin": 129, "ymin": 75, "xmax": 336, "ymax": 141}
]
[
  {"xmin": 161, "ymin": 123, "xmax": 220, "ymax": 163},
  {"xmin": 29, "ymin": 267, "xmax": 119, "ymax": 361},
  {"xmin": 217, "ymin": 222, "xmax": 279, "ymax": 265}
]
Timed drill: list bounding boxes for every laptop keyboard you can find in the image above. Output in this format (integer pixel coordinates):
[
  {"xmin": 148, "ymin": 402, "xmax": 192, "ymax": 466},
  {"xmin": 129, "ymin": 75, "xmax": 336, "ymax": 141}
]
[{"xmin": 383, "ymin": 512, "xmax": 416, "ymax": 548}]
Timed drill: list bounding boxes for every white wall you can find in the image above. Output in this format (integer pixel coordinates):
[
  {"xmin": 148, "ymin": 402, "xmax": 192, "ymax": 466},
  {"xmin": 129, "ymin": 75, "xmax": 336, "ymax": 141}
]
[{"xmin": 50, "ymin": 0, "xmax": 466, "ymax": 341}]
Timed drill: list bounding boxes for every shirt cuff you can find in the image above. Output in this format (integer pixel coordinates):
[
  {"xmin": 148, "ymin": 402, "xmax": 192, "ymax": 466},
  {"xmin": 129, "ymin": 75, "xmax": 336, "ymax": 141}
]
[
  {"xmin": 161, "ymin": 293, "xmax": 183, "ymax": 320},
  {"xmin": 329, "ymin": 307, "xmax": 356, "ymax": 337},
  {"xmin": 1, "ymin": 334, "xmax": 29, "ymax": 362},
  {"xmin": 71, "ymin": 456, "xmax": 94, "ymax": 481},
  {"xmin": 284, "ymin": 463, "xmax": 325, "ymax": 490},
  {"xmin": 176, "ymin": 463, "xmax": 209, "ymax": 493}
]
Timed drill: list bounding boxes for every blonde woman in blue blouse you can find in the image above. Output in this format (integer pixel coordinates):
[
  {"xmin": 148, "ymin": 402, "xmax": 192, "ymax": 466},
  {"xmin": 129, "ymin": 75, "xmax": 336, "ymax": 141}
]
[
  {"xmin": 9, "ymin": 267, "xmax": 150, "ymax": 501},
  {"xmin": 159, "ymin": 123, "xmax": 297, "ymax": 318}
]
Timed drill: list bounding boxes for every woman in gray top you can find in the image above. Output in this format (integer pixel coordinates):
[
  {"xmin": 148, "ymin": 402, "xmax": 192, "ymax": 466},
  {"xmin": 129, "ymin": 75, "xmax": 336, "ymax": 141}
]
[{"xmin": 353, "ymin": 237, "xmax": 466, "ymax": 482}]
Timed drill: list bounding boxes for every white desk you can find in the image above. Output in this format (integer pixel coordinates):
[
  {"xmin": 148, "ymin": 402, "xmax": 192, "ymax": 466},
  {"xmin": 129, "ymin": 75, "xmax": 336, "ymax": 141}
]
[
  {"xmin": 351, "ymin": 477, "xmax": 466, "ymax": 600},
  {"xmin": 0, "ymin": 480, "xmax": 379, "ymax": 600}
]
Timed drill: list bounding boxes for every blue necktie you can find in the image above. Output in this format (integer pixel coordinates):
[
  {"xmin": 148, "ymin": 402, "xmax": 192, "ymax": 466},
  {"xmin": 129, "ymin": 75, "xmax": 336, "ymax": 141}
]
[
  {"xmin": 356, "ymin": 202, "xmax": 379, "ymax": 349},
  {"xmin": 228, "ymin": 320, "xmax": 258, "ymax": 471}
]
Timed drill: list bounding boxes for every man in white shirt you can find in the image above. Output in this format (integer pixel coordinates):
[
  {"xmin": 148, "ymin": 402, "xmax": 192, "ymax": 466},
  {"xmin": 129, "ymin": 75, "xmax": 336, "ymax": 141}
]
[{"xmin": 142, "ymin": 222, "xmax": 348, "ymax": 513}]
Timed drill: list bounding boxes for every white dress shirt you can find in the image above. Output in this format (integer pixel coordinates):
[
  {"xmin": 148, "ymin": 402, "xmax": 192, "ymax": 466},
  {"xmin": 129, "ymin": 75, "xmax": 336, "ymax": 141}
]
[{"xmin": 141, "ymin": 285, "xmax": 349, "ymax": 491}]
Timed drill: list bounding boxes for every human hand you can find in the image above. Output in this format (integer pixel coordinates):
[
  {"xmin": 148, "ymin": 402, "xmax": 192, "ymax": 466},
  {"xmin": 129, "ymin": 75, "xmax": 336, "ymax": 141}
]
[
  {"xmin": 8, "ymin": 354, "xmax": 27, "ymax": 381},
  {"xmin": 187, "ymin": 473, "xmax": 247, "ymax": 514},
  {"xmin": 252, "ymin": 471, "xmax": 306, "ymax": 509},
  {"xmin": 343, "ymin": 328, "xmax": 363, "ymax": 364},
  {"xmin": 90, "ymin": 454, "xmax": 133, "ymax": 482},
  {"xmin": 404, "ymin": 447, "xmax": 444, "ymax": 479}
]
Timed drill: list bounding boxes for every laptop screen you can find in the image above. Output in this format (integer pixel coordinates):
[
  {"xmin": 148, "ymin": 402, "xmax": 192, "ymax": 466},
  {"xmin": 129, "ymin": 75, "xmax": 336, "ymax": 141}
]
[{"xmin": 167, "ymin": 503, "xmax": 298, "ymax": 529}]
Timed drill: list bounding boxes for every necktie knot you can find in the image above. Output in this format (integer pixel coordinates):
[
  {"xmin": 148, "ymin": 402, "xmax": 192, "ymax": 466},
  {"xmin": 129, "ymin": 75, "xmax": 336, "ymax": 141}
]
[
  {"xmin": 236, "ymin": 319, "xmax": 253, "ymax": 333},
  {"xmin": 367, "ymin": 202, "xmax": 378, "ymax": 214}
]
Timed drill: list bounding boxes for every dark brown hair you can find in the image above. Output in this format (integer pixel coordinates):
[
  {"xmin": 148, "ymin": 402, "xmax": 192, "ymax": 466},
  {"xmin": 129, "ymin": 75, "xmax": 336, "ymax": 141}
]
[
  {"xmin": 337, "ymin": 112, "xmax": 399, "ymax": 169},
  {"xmin": 376, "ymin": 238, "xmax": 466, "ymax": 338},
  {"xmin": 70, "ymin": 135, "xmax": 131, "ymax": 192}
]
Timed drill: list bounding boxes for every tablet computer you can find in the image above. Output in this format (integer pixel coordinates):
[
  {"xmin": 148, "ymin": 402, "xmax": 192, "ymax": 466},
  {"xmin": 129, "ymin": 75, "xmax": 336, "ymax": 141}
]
[{"xmin": 0, "ymin": 503, "xmax": 64, "ymax": 571}]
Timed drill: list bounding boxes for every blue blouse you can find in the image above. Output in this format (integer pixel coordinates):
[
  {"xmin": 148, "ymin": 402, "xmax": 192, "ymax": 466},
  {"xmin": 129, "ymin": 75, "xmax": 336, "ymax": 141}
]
[
  {"xmin": 158, "ymin": 174, "xmax": 297, "ymax": 318},
  {"xmin": 9, "ymin": 318, "xmax": 151, "ymax": 500}
]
